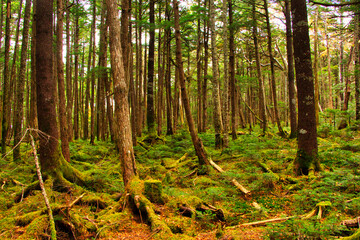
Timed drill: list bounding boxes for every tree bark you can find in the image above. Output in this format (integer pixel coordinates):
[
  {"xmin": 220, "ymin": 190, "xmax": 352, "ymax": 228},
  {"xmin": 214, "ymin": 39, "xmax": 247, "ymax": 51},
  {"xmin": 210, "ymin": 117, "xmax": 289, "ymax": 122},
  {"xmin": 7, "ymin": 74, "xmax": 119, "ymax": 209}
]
[
  {"xmin": 284, "ymin": 0, "xmax": 297, "ymax": 138},
  {"xmin": 106, "ymin": 0, "xmax": 137, "ymax": 187},
  {"xmin": 209, "ymin": 0, "xmax": 224, "ymax": 149},
  {"xmin": 222, "ymin": 0, "xmax": 229, "ymax": 148},
  {"xmin": 252, "ymin": 0, "xmax": 267, "ymax": 135},
  {"xmin": 291, "ymin": 0, "xmax": 319, "ymax": 175},
  {"xmin": 65, "ymin": 0, "xmax": 73, "ymax": 142},
  {"xmin": 264, "ymin": 0, "xmax": 285, "ymax": 137},
  {"xmin": 229, "ymin": 0, "xmax": 237, "ymax": 139},
  {"xmin": 56, "ymin": 0, "xmax": 70, "ymax": 162},
  {"xmin": 1, "ymin": 0, "xmax": 11, "ymax": 155},
  {"xmin": 13, "ymin": 0, "xmax": 31, "ymax": 161},
  {"xmin": 147, "ymin": 0, "xmax": 156, "ymax": 135},
  {"xmin": 173, "ymin": 0, "xmax": 210, "ymax": 169},
  {"xmin": 355, "ymin": 13, "xmax": 360, "ymax": 121},
  {"xmin": 165, "ymin": 0, "xmax": 173, "ymax": 135}
]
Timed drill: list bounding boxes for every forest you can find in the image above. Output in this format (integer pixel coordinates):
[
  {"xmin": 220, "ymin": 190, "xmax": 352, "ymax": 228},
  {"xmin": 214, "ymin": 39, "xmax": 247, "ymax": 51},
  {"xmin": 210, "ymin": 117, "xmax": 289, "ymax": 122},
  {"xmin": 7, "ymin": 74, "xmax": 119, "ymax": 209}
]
[{"xmin": 0, "ymin": 0, "xmax": 360, "ymax": 239}]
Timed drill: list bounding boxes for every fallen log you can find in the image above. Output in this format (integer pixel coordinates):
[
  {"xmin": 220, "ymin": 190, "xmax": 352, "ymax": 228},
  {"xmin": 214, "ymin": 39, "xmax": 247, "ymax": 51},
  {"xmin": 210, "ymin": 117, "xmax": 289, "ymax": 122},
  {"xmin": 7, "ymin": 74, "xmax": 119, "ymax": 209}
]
[
  {"xmin": 209, "ymin": 159, "xmax": 250, "ymax": 195},
  {"xmin": 341, "ymin": 217, "xmax": 360, "ymax": 228}
]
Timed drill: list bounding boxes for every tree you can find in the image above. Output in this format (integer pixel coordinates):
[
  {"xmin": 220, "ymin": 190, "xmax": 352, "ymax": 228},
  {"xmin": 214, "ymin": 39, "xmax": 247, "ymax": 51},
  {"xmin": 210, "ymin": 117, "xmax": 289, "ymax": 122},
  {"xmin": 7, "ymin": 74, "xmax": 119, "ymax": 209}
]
[
  {"xmin": 252, "ymin": 0, "xmax": 267, "ymax": 135},
  {"xmin": 147, "ymin": 0, "xmax": 156, "ymax": 135},
  {"xmin": 264, "ymin": 0, "xmax": 285, "ymax": 137},
  {"xmin": 284, "ymin": 0, "xmax": 297, "ymax": 138},
  {"xmin": 209, "ymin": 0, "xmax": 224, "ymax": 149},
  {"xmin": 106, "ymin": 0, "xmax": 137, "ymax": 186},
  {"xmin": 56, "ymin": 0, "xmax": 71, "ymax": 162},
  {"xmin": 1, "ymin": 0, "xmax": 11, "ymax": 155},
  {"xmin": 229, "ymin": 0, "xmax": 237, "ymax": 139},
  {"xmin": 13, "ymin": 0, "xmax": 32, "ymax": 161},
  {"xmin": 35, "ymin": 0, "xmax": 85, "ymax": 185},
  {"xmin": 173, "ymin": 0, "xmax": 210, "ymax": 170},
  {"xmin": 291, "ymin": 0, "xmax": 320, "ymax": 175}
]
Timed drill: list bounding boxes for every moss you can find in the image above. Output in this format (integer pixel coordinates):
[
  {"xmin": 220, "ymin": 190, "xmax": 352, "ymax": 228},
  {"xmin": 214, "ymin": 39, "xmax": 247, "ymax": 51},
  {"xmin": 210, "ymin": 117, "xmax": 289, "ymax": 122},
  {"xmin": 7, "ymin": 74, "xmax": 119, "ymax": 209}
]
[
  {"xmin": 15, "ymin": 210, "xmax": 42, "ymax": 226},
  {"xmin": 18, "ymin": 215, "xmax": 48, "ymax": 240},
  {"xmin": 144, "ymin": 180, "xmax": 164, "ymax": 204}
]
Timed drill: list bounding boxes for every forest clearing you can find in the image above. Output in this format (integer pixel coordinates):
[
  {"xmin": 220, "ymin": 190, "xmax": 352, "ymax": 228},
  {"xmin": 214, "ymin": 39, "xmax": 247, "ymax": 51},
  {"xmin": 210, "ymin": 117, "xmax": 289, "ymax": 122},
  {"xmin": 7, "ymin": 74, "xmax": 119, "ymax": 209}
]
[{"xmin": 1, "ymin": 0, "xmax": 360, "ymax": 239}]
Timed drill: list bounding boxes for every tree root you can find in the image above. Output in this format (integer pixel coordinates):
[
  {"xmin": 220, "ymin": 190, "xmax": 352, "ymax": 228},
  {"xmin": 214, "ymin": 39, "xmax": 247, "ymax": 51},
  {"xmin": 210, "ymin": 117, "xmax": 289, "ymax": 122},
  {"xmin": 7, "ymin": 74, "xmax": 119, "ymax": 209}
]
[{"xmin": 126, "ymin": 177, "xmax": 173, "ymax": 237}]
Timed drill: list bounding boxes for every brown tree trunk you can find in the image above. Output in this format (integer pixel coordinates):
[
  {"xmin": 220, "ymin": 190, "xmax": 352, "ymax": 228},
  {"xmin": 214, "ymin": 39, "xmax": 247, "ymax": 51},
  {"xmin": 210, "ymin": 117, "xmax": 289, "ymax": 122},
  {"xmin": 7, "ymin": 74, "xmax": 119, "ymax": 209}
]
[
  {"xmin": 65, "ymin": 0, "xmax": 73, "ymax": 142},
  {"xmin": 291, "ymin": 0, "xmax": 319, "ymax": 175},
  {"xmin": 55, "ymin": 0, "xmax": 70, "ymax": 162},
  {"xmin": 147, "ymin": 0, "xmax": 156, "ymax": 135},
  {"xmin": 264, "ymin": 0, "xmax": 285, "ymax": 137},
  {"xmin": 29, "ymin": 3, "xmax": 38, "ymax": 132},
  {"xmin": 35, "ymin": 0, "xmax": 60, "ymax": 172},
  {"xmin": 222, "ymin": 0, "xmax": 229, "ymax": 148},
  {"xmin": 13, "ymin": 0, "xmax": 31, "ymax": 161},
  {"xmin": 325, "ymin": 17, "xmax": 334, "ymax": 109},
  {"xmin": 313, "ymin": 8, "xmax": 320, "ymax": 125},
  {"xmin": 229, "ymin": 0, "xmax": 237, "ymax": 139},
  {"xmin": 252, "ymin": 0, "xmax": 267, "ymax": 135},
  {"xmin": 165, "ymin": 0, "xmax": 173, "ymax": 135},
  {"xmin": 284, "ymin": 0, "xmax": 297, "ymax": 138},
  {"xmin": 202, "ymin": 16, "xmax": 209, "ymax": 133},
  {"xmin": 0, "ymin": 0, "xmax": 4, "ymax": 51},
  {"xmin": 355, "ymin": 14, "xmax": 360, "ymax": 121},
  {"xmin": 136, "ymin": 0, "xmax": 143, "ymax": 137},
  {"xmin": 209, "ymin": 0, "xmax": 223, "ymax": 149},
  {"xmin": 1, "ymin": 0, "xmax": 11, "ymax": 155},
  {"xmin": 173, "ymin": 0, "xmax": 209, "ymax": 170},
  {"xmin": 97, "ymin": 3, "xmax": 107, "ymax": 141},
  {"xmin": 106, "ymin": 0, "xmax": 137, "ymax": 187},
  {"xmin": 73, "ymin": 6, "xmax": 80, "ymax": 140}
]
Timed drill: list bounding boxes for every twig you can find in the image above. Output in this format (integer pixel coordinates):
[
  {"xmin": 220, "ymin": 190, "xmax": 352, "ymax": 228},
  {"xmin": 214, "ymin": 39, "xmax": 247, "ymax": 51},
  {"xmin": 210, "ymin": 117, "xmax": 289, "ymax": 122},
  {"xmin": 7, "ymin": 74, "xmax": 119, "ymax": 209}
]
[
  {"xmin": 68, "ymin": 193, "xmax": 86, "ymax": 209},
  {"xmin": 30, "ymin": 133, "xmax": 57, "ymax": 240}
]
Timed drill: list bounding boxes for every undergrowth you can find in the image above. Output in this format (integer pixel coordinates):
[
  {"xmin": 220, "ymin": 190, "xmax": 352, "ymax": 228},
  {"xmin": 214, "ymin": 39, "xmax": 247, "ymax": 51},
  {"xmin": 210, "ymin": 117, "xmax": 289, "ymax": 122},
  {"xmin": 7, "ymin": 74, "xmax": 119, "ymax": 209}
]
[{"xmin": 0, "ymin": 125, "xmax": 359, "ymax": 239}]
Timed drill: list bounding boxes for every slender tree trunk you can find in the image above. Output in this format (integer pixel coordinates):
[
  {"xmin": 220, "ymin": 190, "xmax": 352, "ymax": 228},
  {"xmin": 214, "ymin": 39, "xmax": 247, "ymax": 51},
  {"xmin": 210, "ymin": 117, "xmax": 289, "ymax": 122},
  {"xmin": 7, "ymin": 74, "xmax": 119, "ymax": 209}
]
[
  {"xmin": 157, "ymin": 5, "xmax": 164, "ymax": 136},
  {"xmin": 97, "ymin": 3, "xmax": 107, "ymax": 141},
  {"xmin": 0, "ymin": 0, "xmax": 4, "ymax": 51},
  {"xmin": 313, "ymin": 7, "xmax": 320, "ymax": 125},
  {"xmin": 252, "ymin": 0, "xmax": 267, "ymax": 135},
  {"xmin": 209, "ymin": 0, "xmax": 223, "ymax": 149},
  {"xmin": 73, "ymin": 6, "xmax": 80, "ymax": 140},
  {"xmin": 65, "ymin": 0, "xmax": 73, "ymax": 142},
  {"xmin": 147, "ymin": 0, "xmax": 156, "ymax": 135},
  {"xmin": 29, "ymin": 3, "xmax": 38, "ymax": 132},
  {"xmin": 291, "ymin": 0, "xmax": 319, "ymax": 175},
  {"xmin": 165, "ymin": 0, "xmax": 173, "ymax": 135},
  {"xmin": 202, "ymin": 17, "xmax": 209, "ymax": 133},
  {"xmin": 355, "ymin": 14, "xmax": 360, "ymax": 121},
  {"xmin": 222, "ymin": 0, "xmax": 229, "ymax": 148},
  {"xmin": 1, "ymin": 0, "xmax": 11, "ymax": 155},
  {"xmin": 196, "ymin": 5, "xmax": 203, "ymax": 133},
  {"xmin": 264, "ymin": 0, "xmax": 285, "ymax": 136},
  {"xmin": 106, "ymin": 0, "xmax": 137, "ymax": 187},
  {"xmin": 229, "ymin": 0, "xmax": 237, "ymax": 139},
  {"xmin": 325, "ymin": 17, "xmax": 334, "ymax": 109},
  {"xmin": 136, "ymin": 0, "xmax": 143, "ymax": 137},
  {"xmin": 55, "ymin": 0, "xmax": 70, "ymax": 162},
  {"xmin": 173, "ymin": 0, "xmax": 209, "ymax": 170},
  {"xmin": 13, "ymin": 0, "xmax": 31, "ymax": 161},
  {"xmin": 284, "ymin": 0, "xmax": 297, "ymax": 138}
]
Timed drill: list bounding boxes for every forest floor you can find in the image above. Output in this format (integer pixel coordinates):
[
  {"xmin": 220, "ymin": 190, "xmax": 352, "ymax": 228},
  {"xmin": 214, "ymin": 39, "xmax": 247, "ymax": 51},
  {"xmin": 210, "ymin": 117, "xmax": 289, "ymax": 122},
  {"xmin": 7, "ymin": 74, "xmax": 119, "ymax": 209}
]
[{"xmin": 0, "ymin": 124, "xmax": 359, "ymax": 239}]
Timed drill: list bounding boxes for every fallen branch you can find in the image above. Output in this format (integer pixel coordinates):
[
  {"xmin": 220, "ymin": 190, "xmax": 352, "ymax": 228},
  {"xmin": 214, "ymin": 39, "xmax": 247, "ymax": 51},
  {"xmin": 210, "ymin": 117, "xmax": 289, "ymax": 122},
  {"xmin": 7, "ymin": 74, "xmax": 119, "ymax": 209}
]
[
  {"xmin": 209, "ymin": 159, "xmax": 250, "ymax": 195},
  {"xmin": 341, "ymin": 217, "xmax": 360, "ymax": 228},
  {"xmin": 30, "ymin": 133, "xmax": 57, "ymax": 240}
]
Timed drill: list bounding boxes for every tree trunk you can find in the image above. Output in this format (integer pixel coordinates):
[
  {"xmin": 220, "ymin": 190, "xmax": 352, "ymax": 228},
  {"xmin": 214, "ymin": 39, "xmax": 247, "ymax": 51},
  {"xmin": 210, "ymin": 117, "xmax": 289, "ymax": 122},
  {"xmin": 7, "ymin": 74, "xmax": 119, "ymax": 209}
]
[
  {"xmin": 252, "ymin": 0, "xmax": 267, "ymax": 135},
  {"xmin": 157, "ymin": 6, "xmax": 164, "ymax": 136},
  {"xmin": 196, "ymin": 1, "xmax": 203, "ymax": 133},
  {"xmin": 106, "ymin": 0, "xmax": 137, "ymax": 187},
  {"xmin": 264, "ymin": 0, "xmax": 285, "ymax": 137},
  {"xmin": 229, "ymin": 0, "xmax": 237, "ymax": 139},
  {"xmin": 209, "ymin": 0, "xmax": 224, "ymax": 149},
  {"xmin": 173, "ymin": 0, "xmax": 209, "ymax": 170},
  {"xmin": 65, "ymin": 0, "xmax": 73, "ymax": 142},
  {"xmin": 355, "ymin": 14, "xmax": 360, "ymax": 121},
  {"xmin": 284, "ymin": 0, "xmax": 297, "ymax": 138},
  {"xmin": 222, "ymin": 0, "xmax": 229, "ymax": 148},
  {"xmin": 13, "ymin": 0, "xmax": 31, "ymax": 161},
  {"xmin": 29, "ymin": 3, "xmax": 38, "ymax": 132},
  {"xmin": 1, "ymin": 0, "xmax": 11, "ymax": 155},
  {"xmin": 291, "ymin": 0, "xmax": 319, "ymax": 175},
  {"xmin": 325, "ymin": 17, "xmax": 334, "ymax": 109},
  {"xmin": 147, "ymin": 0, "xmax": 156, "ymax": 135},
  {"xmin": 202, "ymin": 16, "xmax": 209, "ymax": 133},
  {"xmin": 165, "ymin": 0, "xmax": 173, "ymax": 135},
  {"xmin": 55, "ymin": 0, "xmax": 70, "ymax": 162},
  {"xmin": 313, "ymin": 7, "xmax": 320, "ymax": 125}
]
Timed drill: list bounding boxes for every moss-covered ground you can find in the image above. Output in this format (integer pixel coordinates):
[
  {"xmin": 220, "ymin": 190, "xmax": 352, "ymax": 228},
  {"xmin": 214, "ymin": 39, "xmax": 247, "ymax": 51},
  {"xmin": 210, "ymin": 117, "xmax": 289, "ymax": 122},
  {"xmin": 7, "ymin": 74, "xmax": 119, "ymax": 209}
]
[{"xmin": 0, "ymin": 125, "xmax": 360, "ymax": 239}]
